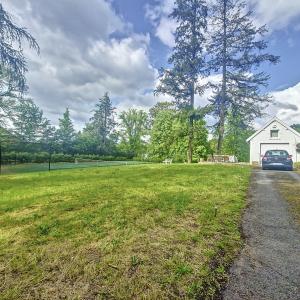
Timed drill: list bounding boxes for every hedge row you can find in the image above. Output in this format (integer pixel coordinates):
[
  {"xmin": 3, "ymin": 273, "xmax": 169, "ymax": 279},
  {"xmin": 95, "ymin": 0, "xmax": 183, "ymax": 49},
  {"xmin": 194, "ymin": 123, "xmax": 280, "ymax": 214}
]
[{"xmin": 1, "ymin": 152, "xmax": 131, "ymax": 164}]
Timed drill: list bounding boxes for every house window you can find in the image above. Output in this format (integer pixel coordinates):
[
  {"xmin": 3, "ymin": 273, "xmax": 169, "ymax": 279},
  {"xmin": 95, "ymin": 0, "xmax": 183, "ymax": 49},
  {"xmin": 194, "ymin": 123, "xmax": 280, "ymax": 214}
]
[{"xmin": 270, "ymin": 129, "xmax": 279, "ymax": 138}]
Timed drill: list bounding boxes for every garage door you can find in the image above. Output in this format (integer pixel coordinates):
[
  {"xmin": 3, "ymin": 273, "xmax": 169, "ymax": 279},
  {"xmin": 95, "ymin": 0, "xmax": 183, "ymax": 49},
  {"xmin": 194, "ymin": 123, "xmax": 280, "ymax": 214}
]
[{"xmin": 260, "ymin": 143, "xmax": 290, "ymax": 158}]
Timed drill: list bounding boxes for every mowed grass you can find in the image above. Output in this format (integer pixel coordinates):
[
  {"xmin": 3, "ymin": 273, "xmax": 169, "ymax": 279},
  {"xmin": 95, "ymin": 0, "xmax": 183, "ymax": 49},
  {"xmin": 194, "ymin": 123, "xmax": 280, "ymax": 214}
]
[{"xmin": 0, "ymin": 164, "xmax": 250, "ymax": 299}]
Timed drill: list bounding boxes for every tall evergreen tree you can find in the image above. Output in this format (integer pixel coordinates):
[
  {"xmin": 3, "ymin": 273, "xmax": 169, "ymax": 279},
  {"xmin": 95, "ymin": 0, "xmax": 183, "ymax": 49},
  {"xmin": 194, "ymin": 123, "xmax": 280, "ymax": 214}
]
[
  {"xmin": 0, "ymin": 4, "xmax": 39, "ymax": 96},
  {"xmin": 207, "ymin": 0, "xmax": 279, "ymax": 153},
  {"xmin": 89, "ymin": 93, "xmax": 116, "ymax": 153},
  {"xmin": 12, "ymin": 98, "xmax": 54, "ymax": 144},
  {"xmin": 0, "ymin": 4, "xmax": 39, "ymax": 127},
  {"xmin": 55, "ymin": 108, "xmax": 76, "ymax": 153},
  {"xmin": 155, "ymin": 0, "xmax": 208, "ymax": 163}
]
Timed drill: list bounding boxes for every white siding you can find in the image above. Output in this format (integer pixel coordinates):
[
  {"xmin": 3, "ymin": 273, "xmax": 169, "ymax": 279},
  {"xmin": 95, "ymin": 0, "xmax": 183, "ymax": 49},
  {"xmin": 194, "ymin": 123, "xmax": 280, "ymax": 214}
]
[{"xmin": 249, "ymin": 119, "xmax": 300, "ymax": 164}]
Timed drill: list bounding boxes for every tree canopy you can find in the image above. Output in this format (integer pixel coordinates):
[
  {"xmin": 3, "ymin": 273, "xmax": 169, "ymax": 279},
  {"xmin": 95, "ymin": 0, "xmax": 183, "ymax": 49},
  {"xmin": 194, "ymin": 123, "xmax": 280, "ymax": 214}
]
[{"xmin": 55, "ymin": 108, "xmax": 76, "ymax": 153}]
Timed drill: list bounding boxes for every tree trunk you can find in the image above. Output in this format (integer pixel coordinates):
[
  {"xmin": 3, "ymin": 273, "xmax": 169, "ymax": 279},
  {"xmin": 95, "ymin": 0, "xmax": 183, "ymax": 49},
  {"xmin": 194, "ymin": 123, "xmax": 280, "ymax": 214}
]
[
  {"xmin": 187, "ymin": 83, "xmax": 195, "ymax": 163},
  {"xmin": 217, "ymin": 108, "xmax": 225, "ymax": 154},
  {"xmin": 188, "ymin": 116, "xmax": 193, "ymax": 163},
  {"xmin": 217, "ymin": 0, "xmax": 227, "ymax": 154}
]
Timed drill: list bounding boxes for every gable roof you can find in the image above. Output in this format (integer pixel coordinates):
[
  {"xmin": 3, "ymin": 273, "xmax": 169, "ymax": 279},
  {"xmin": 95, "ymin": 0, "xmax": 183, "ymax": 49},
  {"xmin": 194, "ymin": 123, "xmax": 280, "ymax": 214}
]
[{"xmin": 246, "ymin": 116, "xmax": 300, "ymax": 143}]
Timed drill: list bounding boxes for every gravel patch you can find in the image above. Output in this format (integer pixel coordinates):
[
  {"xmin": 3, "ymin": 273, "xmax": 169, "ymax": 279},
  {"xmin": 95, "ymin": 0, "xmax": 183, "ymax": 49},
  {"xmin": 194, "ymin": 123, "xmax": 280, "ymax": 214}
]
[{"xmin": 223, "ymin": 169, "xmax": 300, "ymax": 300}]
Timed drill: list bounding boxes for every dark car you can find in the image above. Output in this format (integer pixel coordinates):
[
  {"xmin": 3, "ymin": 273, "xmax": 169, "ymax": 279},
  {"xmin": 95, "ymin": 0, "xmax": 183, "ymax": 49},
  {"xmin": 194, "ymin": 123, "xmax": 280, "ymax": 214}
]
[{"xmin": 262, "ymin": 150, "xmax": 293, "ymax": 171}]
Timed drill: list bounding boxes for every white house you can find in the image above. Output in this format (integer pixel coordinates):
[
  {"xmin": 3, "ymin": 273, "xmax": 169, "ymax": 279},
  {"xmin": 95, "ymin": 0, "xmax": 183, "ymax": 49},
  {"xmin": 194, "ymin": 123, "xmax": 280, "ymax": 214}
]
[{"xmin": 247, "ymin": 117, "xmax": 300, "ymax": 165}]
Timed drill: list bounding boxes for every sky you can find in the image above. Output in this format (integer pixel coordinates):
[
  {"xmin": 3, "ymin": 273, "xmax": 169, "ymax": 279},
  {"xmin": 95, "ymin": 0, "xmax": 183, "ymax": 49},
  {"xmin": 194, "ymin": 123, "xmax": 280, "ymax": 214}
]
[{"xmin": 2, "ymin": 0, "xmax": 300, "ymax": 129}]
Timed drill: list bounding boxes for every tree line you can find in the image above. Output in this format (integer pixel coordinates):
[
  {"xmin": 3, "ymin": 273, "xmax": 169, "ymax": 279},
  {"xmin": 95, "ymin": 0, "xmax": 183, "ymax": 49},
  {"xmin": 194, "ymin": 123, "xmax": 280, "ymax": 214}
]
[
  {"xmin": 0, "ymin": 92, "xmax": 254, "ymax": 162},
  {"xmin": 2, "ymin": 1, "xmax": 298, "ymax": 163}
]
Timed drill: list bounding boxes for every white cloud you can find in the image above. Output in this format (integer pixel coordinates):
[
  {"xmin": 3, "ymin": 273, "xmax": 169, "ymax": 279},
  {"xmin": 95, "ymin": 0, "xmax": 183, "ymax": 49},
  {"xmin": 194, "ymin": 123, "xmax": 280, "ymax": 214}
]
[
  {"xmin": 145, "ymin": 0, "xmax": 176, "ymax": 47},
  {"xmin": 2, "ymin": 0, "xmax": 158, "ymax": 130},
  {"xmin": 251, "ymin": 82, "xmax": 300, "ymax": 129},
  {"xmin": 267, "ymin": 82, "xmax": 300, "ymax": 125},
  {"xmin": 250, "ymin": 0, "xmax": 300, "ymax": 31},
  {"xmin": 155, "ymin": 17, "xmax": 177, "ymax": 48}
]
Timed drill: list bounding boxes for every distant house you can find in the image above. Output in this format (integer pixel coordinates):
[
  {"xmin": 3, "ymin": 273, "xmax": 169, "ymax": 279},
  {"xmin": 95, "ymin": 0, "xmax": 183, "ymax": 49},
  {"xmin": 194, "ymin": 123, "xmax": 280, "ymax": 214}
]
[{"xmin": 247, "ymin": 117, "xmax": 300, "ymax": 165}]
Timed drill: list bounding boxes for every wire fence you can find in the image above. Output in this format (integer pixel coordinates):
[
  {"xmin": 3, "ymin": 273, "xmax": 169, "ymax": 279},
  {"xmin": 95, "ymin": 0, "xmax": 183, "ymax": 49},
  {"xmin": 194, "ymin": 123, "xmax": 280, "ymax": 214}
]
[
  {"xmin": 0, "ymin": 160, "xmax": 146, "ymax": 175},
  {"xmin": 0, "ymin": 137, "xmax": 149, "ymax": 175}
]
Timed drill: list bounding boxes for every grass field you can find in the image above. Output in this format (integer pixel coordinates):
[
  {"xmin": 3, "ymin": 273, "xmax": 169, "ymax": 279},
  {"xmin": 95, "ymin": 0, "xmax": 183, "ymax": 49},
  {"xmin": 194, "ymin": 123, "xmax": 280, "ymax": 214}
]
[
  {"xmin": 0, "ymin": 160, "xmax": 146, "ymax": 175},
  {"xmin": 0, "ymin": 164, "xmax": 251, "ymax": 299}
]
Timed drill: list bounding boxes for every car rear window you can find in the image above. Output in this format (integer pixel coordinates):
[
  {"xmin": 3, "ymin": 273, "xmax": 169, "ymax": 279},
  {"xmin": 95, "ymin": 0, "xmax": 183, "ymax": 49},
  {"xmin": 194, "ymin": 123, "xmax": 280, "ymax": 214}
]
[{"xmin": 265, "ymin": 150, "xmax": 289, "ymax": 157}]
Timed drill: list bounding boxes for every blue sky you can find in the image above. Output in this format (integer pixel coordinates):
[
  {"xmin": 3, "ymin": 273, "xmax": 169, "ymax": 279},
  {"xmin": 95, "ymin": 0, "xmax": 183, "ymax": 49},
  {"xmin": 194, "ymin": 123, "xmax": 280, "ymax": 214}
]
[
  {"xmin": 113, "ymin": 0, "xmax": 170, "ymax": 66},
  {"xmin": 114, "ymin": 0, "xmax": 300, "ymax": 93},
  {"xmin": 3, "ymin": 0, "xmax": 300, "ymax": 128}
]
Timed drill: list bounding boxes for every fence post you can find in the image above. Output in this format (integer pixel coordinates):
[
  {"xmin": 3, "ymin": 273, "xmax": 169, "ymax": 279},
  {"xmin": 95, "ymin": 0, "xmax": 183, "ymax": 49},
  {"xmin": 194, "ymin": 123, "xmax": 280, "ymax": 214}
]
[
  {"xmin": 48, "ymin": 153, "xmax": 51, "ymax": 171},
  {"xmin": 48, "ymin": 142, "xmax": 52, "ymax": 172},
  {"xmin": 0, "ymin": 141, "xmax": 2, "ymax": 175}
]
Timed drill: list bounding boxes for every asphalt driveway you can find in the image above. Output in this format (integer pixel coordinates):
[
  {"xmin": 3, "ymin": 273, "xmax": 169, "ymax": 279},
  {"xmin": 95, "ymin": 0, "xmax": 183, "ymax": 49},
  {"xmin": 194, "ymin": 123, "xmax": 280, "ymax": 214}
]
[{"xmin": 223, "ymin": 169, "xmax": 300, "ymax": 300}]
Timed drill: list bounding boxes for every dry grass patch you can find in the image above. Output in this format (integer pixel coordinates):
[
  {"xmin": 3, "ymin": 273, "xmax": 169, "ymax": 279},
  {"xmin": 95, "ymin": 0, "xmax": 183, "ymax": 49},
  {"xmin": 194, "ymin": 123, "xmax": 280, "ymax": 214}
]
[
  {"xmin": 277, "ymin": 176, "xmax": 300, "ymax": 224},
  {"xmin": 0, "ymin": 164, "xmax": 250, "ymax": 299}
]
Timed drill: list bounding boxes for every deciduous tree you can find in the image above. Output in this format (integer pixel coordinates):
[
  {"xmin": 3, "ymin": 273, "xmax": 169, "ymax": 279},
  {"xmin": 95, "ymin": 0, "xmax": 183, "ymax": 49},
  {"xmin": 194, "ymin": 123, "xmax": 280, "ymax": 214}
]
[
  {"xmin": 149, "ymin": 107, "xmax": 209, "ymax": 162},
  {"xmin": 222, "ymin": 110, "xmax": 255, "ymax": 162},
  {"xmin": 119, "ymin": 109, "xmax": 149, "ymax": 158}
]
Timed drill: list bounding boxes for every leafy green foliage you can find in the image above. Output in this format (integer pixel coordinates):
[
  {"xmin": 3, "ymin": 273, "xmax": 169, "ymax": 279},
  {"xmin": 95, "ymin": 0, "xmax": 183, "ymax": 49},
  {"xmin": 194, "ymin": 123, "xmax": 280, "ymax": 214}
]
[
  {"xmin": 222, "ymin": 112, "xmax": 255, "ymax": 162},
  {"xmin": 12, "ymin": 98, "xmax": 55, "ymax": 144},
  {"xmin": 149, "ymin": 101, "xmax": 175, "ymax": 124},
  {"xmin": 118, "ymin": 109, "xmax": 149, "ymax": 158},
  {"xmin": 0, "ymin": 69, "xmax": 19, "ymax": 126},
  {"xmin": 55, "ymin": 108, "xmax": 76, "ymax": 153},
  {"xmin": 149, "ymin": 107, "xmax": 209, "ymax": 162},
  {"xmin": 155, "ymin": 0, "xmax": 208, "ymax": 163}
]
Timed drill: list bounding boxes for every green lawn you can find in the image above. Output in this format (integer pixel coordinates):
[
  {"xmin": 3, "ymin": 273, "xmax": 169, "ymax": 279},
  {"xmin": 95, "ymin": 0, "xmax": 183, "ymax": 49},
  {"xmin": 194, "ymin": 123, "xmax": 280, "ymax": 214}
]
[{"xmin": 0, "ymin": 164, "xmax": 250, "ymax": 299}]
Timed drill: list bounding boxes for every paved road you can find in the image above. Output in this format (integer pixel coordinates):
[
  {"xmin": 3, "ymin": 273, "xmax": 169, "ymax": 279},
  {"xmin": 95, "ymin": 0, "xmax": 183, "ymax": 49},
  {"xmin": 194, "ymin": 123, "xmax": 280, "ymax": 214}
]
[{"xmin": 223, "ymin": 170, "xmax": 300, "ymax": 300}]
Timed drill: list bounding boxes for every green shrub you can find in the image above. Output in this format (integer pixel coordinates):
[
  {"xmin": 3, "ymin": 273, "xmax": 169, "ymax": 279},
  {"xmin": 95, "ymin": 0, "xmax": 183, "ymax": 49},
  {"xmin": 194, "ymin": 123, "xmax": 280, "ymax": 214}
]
[
  {"xmin": 34, "ymin": 152, "xmax": 49, "ymax": 163},
  {"xmin": 1, "ymin": 151, "xmax": 137, "ymax": 165},
  {"xmin": 51, "ymin": 153, "xmax": 74, "ymax": 163}
]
